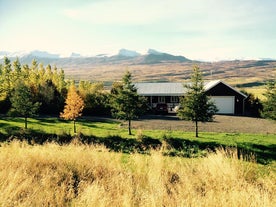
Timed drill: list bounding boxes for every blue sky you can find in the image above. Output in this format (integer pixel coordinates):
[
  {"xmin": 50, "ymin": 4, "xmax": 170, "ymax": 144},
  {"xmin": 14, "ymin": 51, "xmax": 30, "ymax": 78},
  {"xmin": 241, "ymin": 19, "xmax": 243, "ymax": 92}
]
[{"xmin": 0, "ymin": 0, "xmax": 275, "ymax": 61}]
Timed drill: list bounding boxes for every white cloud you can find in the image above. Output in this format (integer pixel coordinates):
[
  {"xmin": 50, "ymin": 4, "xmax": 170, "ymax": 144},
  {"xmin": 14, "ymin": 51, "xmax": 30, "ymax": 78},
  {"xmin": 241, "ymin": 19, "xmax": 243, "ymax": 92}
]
[
  {"xmin": 61, "ymin": 0, "xmax": 263, "ymax": 40},
  {"xmin": 2, "ymin": 0, "xmax": 276, "ymax": 61},
  {"xmin": 62, "ymin": 0, "xmax": 188, "ymax": 25}
]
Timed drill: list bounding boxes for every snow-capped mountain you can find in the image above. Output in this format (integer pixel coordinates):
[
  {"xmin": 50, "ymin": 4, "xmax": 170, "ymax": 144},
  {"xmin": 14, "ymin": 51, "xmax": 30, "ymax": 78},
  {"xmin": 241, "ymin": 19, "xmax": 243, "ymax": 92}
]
[
  {"xmin": 0, "ymin": 50, "xmax": 29, "ymax": 59},
  {"xmin": 118, "ymin": 49, "xmax": 141, "ymax": 57},
  {"xmin": 0, "ymin": 48, "xmax": 191, "ymax": 65},
  {"xmin": 28, "ymin": 50, "xmax": 60, "ymax": 59},
  {"xmin": 147, "ymin": 49, "xmax": 162, "ymax": 55}
]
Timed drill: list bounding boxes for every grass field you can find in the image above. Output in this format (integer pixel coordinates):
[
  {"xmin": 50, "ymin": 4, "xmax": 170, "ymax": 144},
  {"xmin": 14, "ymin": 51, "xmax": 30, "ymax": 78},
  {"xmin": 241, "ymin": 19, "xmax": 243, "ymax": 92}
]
[
  {"xmin": 0, "ymin": 115, "xmax": 275, "ymax": 206},
  {"xmin": 0, "ymin": 115, "xmax": 275, "ymax": 163},
  {"xmin": 1, "ymin": 115, "xmax": 276, "ymax": 135},
  {"xmin": 0, "ymin": 141, "xmax": 275, "ymax": 207},
  {"xmin": 244, "ymin": 87, "xmax": 266, "ymax": 100}
]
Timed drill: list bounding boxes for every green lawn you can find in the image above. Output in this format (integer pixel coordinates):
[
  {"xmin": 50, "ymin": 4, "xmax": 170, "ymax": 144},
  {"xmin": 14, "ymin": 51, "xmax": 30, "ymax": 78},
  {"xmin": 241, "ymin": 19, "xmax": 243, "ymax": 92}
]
[
  {"xmin": 0, "ymin": 116, "xmax": 275, "ymax": 144},
  {"xmin": 0, "ymin": 116, "xmax": 275, "ymax": 163}
]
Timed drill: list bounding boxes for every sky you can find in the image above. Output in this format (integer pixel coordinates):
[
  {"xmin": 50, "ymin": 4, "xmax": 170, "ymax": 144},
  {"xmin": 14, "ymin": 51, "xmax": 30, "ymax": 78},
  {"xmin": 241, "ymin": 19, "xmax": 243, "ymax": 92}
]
[{"xmin": 0, "ymin": 0, "xmax": 276, "ymax": 61}]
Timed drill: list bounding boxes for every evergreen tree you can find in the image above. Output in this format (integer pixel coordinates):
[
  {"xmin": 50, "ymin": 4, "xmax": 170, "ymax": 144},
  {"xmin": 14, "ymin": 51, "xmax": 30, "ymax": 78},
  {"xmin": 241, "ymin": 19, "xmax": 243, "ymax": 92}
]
[
  {"xmin": 37, "ymin": 80, "xmax": 59, "ymax": 114},
  {"xmin": 10, "ymin": 58, "xmax": 22, "ymax": 91},
  {"xmin": 9, "ymin": 82, "xmax": 41, "ymax": 129},
  {"xmin": 78, "ymin": 81, "xmax": 109, "ymax": 115},
  {"xmin": 262, "ymin": 79, "xmax": 276, "ymax": 120},
  {"xmin": 110, "ymin": 71, "xmax": 146, "ymax": 135},
  {"xmin": 0, "ymin": 63, "xmax": 3, "ymax": 101},
  {"xmin": 177, "ymin": 66, "xmax": 218, "ymax": 137},
  {"xmin": 12, "ymin": 57, "xmax": 22, "ymax": 80},
  {"xmin": 45, "ymin": 64, "xmax": 53, "ymax": 81},
  {"xmin": 242, "ymin": 91, "xmax": 263, "ymax": 117},
  {"xmin": 57, "ymin": 69, "xmax": 66, "ymax": 93},
  {"xmin": 1, "ymin": 57, "xmax": 12, "ymax": 96},
  {"xmin": 60, "ymin": 84, "xmax": 84, "ymax": 134},
  {"xmin": 22, "ymin": 64, "xmax": 30, "ymax": 80},
  {"xmin": 0, "ymin": 57, "xmax": 13, "ymax": 113},
  {"xmin": 38, "ymin": 63, "xmax": 46, "ymax": 84}
]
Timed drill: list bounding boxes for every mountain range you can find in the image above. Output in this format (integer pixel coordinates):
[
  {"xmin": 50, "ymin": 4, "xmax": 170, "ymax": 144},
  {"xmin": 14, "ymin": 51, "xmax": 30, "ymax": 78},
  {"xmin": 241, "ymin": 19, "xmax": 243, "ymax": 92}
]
[
  {"xmin": 1, "ymin": 49, "xmax": 275, "ymax": 85},
  {"xmin": 0, "ymin": 49, "xmax": 191, "ymax": 66}
]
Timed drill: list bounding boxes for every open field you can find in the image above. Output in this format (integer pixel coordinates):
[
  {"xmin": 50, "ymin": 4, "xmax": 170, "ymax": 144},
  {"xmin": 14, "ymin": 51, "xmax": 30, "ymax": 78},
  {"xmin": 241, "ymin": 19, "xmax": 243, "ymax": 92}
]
[
  {"xmin": 0, "ymin": 115, "xmax": 275, "ymax": 205},
  {"xmin": 0, "ymin": 115, "xmax": 275, "ymax": 163},
  {"xmin": 244, "ymin": 87, "xmax": 266, "ymax": 100},
  {"xmin": 0, "ymin": 141, "xmax": 275, "ymax": 207},
  {"xmin": 63, "ymin": 60, "xmax": 276, "ymax": 99},
  {"xmin": 64, "ymin": 60, "xmax": 276, "ymax": 84},
  {"xmin": 132, "ymin": 115, "xmax": 276, "ymax": 134},
  {"xmin": 1, "ymin": 115, "xmax": 275, "ymax": 135}
]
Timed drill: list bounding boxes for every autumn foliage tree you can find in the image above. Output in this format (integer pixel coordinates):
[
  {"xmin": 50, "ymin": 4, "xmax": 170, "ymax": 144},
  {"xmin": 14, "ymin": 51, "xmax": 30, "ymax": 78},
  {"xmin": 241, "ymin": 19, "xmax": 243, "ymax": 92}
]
[{"xmin": 60, "ymin": 84, "xmax": 84, "ymax": 134}]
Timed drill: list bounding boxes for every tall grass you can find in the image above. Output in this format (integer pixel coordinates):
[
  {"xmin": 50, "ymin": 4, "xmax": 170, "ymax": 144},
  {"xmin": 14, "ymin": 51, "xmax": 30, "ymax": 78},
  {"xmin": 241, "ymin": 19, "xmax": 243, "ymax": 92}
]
[{"xmin": 0, "ymin": 141, "xmax": 275, "ymax": 206}]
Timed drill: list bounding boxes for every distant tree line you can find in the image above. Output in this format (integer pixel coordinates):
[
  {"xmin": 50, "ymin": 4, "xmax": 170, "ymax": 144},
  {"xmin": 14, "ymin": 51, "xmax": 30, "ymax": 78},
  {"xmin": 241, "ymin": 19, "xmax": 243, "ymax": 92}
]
[{"xmin": 0, "ymin": 57, "xmax": 110, "ymax": 117}]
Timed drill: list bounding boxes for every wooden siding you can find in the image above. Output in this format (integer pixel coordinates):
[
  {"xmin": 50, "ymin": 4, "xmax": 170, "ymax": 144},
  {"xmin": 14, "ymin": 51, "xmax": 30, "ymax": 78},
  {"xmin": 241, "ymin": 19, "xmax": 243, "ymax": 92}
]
[{"xmin": 205, "ymin": 82, "xmax": 246, "ymax": 114}]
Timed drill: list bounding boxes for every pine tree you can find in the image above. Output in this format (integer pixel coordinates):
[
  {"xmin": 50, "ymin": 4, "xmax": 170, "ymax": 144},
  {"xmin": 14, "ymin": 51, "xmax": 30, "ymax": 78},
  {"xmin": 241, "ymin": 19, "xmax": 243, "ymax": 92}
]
[
  {"xmin": 60, "ymin": 84, "xmax": 84, "ymax": 134},
  {"xmin": 1, "ymin": 57, "xmax": 12, "ymax": 97},
  {"xmin": 177, "ymin": 66, "xmax": 218, "ymax": 137},
  {"xmin": 11, "ymin": 58, "xmax": 22, "ymax": 89},
  {"xmin": 9, "ymin": 82, "xmax": 41, "ymax": 129},
  {"xmin": 262, "ymin": 79, "xmax": 276, "ymax": 120},
  {"xmin": 110, "ymin": 71, "xmax": 146, "ymax": 135}
]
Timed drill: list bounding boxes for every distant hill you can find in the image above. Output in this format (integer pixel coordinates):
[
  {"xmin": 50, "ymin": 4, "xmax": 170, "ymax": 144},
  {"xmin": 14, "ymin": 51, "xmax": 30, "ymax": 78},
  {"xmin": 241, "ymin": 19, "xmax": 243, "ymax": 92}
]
[
  {"xmin": 0, "ymin": 48, "xmax": 191, "ymax": 66},
  {"xmin": 142, "ymin": 49, "xmax": 190, "ymax": 64},
  {"xmin": 118, "ymin": 49, "xmax": 141, "ymax": 57},
  {"xmin": 0, "ymin": 49, "xmax": 275, "ymax": 86}
]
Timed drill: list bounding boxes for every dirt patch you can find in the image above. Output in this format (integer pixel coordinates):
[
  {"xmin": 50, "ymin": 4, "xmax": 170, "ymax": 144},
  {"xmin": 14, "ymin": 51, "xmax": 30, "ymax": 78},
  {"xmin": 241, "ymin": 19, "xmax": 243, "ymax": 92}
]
[{"xmin": 131, "ymin": 115, "xmax": 276, "ymax": 134}]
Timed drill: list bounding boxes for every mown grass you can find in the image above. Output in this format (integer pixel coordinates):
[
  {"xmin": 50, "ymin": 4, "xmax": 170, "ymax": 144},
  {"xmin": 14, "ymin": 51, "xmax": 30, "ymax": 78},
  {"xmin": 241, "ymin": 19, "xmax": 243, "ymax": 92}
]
[
  {"xmin": 0, "ymin": 141, "xmax": 275, "ymax": 207},
  {"xmin": 0, "ymin": 116, "xmax": 275, "ymax": 163},
  {"xmin": 0, "ymin": 116, "xmax": 275, "ymax": 146}
]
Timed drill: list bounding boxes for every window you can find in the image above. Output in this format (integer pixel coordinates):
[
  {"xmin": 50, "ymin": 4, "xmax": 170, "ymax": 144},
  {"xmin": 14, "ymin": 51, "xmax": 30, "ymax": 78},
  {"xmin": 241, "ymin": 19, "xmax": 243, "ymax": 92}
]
[
  {"xmin": 171, "ymin": 96, "xmax": 179, "ymax": 103},
  {"xmin": 158, "ymin": 96, "xmax": 165, "ymax": 103}
]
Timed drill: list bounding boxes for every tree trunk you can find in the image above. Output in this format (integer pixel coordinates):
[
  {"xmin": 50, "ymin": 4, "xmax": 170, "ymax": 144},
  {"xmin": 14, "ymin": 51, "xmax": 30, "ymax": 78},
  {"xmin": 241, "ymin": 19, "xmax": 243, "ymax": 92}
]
[
  {"xmin": 73, "ymin": 119, "xmax": 76, "ymax": 134},
  {"xmin": 25, "ymin": 117, "xmax": 28, "ymax": 130},
  {"xmin": 128, "ymin": 119, "xmax": 132, "ymax": 135},
  {"xmin": 195, "ymin": 120, "xmax": 198, "ymax": 137}
]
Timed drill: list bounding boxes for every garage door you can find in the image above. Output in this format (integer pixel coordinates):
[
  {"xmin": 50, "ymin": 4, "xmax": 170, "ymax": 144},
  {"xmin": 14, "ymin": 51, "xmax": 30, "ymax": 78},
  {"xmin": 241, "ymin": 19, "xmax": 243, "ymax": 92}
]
[{"xmin": 211, "ymin": 96, "xmax": 235, "ymax": 114}]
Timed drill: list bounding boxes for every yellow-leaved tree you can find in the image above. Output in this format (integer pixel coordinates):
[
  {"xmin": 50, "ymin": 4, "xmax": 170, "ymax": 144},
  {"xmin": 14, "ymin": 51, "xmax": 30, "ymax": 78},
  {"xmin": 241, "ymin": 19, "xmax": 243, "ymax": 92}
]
[{"xmin": 60, "ymin": 84, "xmax": 84, "ymax": 134}]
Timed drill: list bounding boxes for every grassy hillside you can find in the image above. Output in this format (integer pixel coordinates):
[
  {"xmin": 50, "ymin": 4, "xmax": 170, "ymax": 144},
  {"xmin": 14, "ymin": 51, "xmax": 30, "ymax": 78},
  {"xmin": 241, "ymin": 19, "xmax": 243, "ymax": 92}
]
[
  {"xmin": 62, "ymin": 60, "xmax": 275, "ymax": 84},
  {"xmin": 0, "ymin": 141, "xmax": 275, "ymax": 207},
  {"xmin": 61, "ymin": 59, "xmax": 276, "ymax": 99}
]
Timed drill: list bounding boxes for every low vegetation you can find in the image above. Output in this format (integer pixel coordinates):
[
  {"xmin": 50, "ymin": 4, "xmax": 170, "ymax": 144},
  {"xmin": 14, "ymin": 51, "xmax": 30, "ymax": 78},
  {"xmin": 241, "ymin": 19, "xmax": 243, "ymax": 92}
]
[
  {"xmin": 0, "ymin": 116, "xmax": 275, "ymax": 164},
  {"xmin": 0, "ymin": 141, "xmax": 275, "ymax": 206}
]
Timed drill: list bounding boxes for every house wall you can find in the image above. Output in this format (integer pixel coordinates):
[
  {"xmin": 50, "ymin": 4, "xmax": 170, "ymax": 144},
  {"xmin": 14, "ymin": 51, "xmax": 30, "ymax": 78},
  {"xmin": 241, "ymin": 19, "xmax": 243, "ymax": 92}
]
[
  {"xmin": 142, "ymin": 82, "xmax": 246, "ymax": 115},
  {"xmin": 146, "ymin": 96, "xmax": 180, "ymax": 112},
  {"xmin": 204, "ymin": 82, "xmax": 245, "ymax": 114}
]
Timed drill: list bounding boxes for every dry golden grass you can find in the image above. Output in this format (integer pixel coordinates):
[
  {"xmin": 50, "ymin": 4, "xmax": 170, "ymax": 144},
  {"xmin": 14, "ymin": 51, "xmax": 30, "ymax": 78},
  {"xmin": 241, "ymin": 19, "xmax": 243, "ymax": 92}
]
[
  {"xmin": 64, "ymin": 61, "xmax": 276, "ymax": 85},
  {"xmin": 0, "ymin": 141, "xmax": 275, "ymax": 207},
  {"xmin": 244, "ymin": 87, "xmax": 266, "ymax": 100}
]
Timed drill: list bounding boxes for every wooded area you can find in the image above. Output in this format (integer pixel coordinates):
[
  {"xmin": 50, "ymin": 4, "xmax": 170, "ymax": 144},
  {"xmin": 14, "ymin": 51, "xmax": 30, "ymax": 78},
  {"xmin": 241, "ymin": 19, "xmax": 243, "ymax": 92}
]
[{"xmin": 0, "ymin": 57, "xmax": 110, "ymax": 117}]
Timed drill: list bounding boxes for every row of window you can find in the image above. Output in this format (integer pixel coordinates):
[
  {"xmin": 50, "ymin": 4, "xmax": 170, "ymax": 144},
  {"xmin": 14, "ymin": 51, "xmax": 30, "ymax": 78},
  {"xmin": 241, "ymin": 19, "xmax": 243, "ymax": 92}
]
[{"xmin": 148, "ymin": 96, "xmax": 180, "ymax": 103}]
